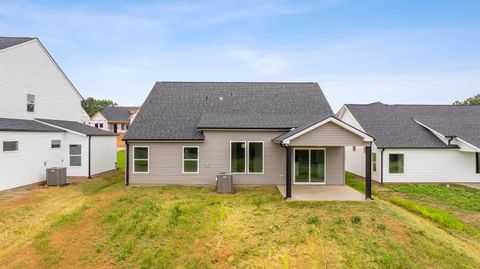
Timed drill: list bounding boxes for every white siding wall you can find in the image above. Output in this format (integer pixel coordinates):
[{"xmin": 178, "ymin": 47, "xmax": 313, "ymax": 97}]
[
  {"xmin": 0, "ymin": 40, "xmax": 84, "ymax": 121},
  {"xmin": 0, "ymin": 131, "xmax": 65, "ymax": 191},
  {"xmin": 91, "ymin": 136, "xmax": 117, "ymax": 175},
  {"xmin": 383, "ymin": 149, "xmax": 480, "ymax": 183}
]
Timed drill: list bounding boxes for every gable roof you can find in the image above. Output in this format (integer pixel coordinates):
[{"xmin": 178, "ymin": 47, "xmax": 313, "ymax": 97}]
[
  {"xmin": 36, "ymin": 119, "xmax": 116, "ymax": 136},
  {"xmin": 0, "ymin": 37, "xmax": 35, "ymax": 50},
  {"xmin": 345, "ymin": 103, "xmax": 479, "ymax": 148},
  {"xmin": 0, "ymin": 118, "xmax": 64, "ymax": 132},
  {"xmin": 125, "ymin": 82, "xmax": 333, "ymax": 140},
  {"xmin": 1, "ymin": 36, "xmax": 84, "ymax": 100},
  {"xmin": 272, "ymin": 116, "xmax": 374, "ymax": 144},
  {"xmin": 100, "ymin": 106, "xmax": 138, "ymax": 122}
]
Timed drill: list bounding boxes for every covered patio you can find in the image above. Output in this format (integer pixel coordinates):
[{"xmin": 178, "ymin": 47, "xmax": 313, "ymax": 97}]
[
  {"xmin": 276, "ymin": 185, "xmax": 365, "ymax": 201},
  {"xmin": 273, "ymin": 116, "xmax": 374, "ymax": 201}
]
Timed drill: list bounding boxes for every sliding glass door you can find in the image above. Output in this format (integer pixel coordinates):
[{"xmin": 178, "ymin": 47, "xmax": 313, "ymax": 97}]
[{"xmin": 294, "ymin": 148, "xmax": 325, "ymax": 184}]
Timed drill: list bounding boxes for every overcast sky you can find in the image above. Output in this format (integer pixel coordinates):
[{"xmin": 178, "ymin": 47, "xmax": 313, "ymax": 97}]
[{"xmin": 1, "ymin": 0, "xmax": 479, "ymax": 111}]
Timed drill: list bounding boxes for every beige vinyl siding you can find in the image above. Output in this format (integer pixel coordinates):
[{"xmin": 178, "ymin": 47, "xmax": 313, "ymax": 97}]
[
  {"xmin": 128, "ymin": 131, "xmax": 287, "ymax": 185},
  {"xmin": 128, "ymin": 131, "xmax": 348, "ymax": 186},
  {"xmin": 289, "ymin": 122, "xmax": 365, "ymax": 146},
  {"xmin": 290, "ymin": 146, "xmax": 345, "ymax": 185}
]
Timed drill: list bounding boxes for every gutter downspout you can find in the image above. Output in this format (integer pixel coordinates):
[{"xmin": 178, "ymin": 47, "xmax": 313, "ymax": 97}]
[
  {"xmin": 88, "ymin": 135, "xmax": 92, "ymax": 179},
  {"xmin": 380, "ymin": 148, "xmax": 385, "ymax": 184},
  {"xmin": 125, "ymin": 140, "xmax": 129, "ymax": 186}
]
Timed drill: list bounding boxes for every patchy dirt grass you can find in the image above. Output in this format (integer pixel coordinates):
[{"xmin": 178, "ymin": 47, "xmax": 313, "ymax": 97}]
[
  {"xmin": 346, "ymin": 172, "xmax": 480, "ymax": 242},
  {"xmin": 0, "ymin": 155, "xmax": 479, "ymax": 268}
]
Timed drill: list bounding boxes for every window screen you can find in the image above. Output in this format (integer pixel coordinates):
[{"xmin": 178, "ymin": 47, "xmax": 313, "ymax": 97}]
[{"xmin": 3, "ymin": 141, "xmax": 18, "ymax": 152}]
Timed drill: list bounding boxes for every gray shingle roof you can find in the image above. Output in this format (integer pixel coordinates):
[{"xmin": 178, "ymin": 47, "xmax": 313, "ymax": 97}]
[
  {"xmin": 346, "ymin": 103, "xmax": 480, "ymax": 148},
  {"xmin": 415, "ymin": 115, "xmax": 480, "ymax": 148},
  {"xmin": 36, "ymin": 119, "xmax": 116, "ymax": 136},
  {"xmin": 0, "ymin": 37, "xmax": 35, "ymax": 50},
  {"xmin": 0, "ymin": 118, "xmax": 64, "ymax": 132},
  {"xmin": 101, "ymin": 106, "xmax": 138, "ymax": 122},
  {"xmin": 125, "ymin": 82, "xmax": 333, "ymax": 140}
]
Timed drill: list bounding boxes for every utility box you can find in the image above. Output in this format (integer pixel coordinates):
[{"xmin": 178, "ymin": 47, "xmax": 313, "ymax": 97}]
[
  {"xmin": 46, "ymin": 167, "xmax": 67, "ymax": 186},
  {"xmin": 216, "ymin": 174, "xmax": 234, "ymax": 194}
]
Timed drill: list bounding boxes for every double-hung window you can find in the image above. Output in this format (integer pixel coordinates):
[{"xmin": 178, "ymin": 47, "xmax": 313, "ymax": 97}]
[
  {"xmin": 372, "ymin": 153, "xmax": 377, "ymax": 172},
  {"xmin": 389, "ymin": 154, "xmax": 404, "ymax": 174},
  {"xmin": 230, "ymin": 141, "xmax": 264, "ymax": 174},
  {"xmin": 183, "ymin": 146, "xmax": 199, "ymax": 173},
  {"xmin": 27, "ymin": 94, "xmax": 35, "ymax": 112},
  {"xmin": 3, "ymin": 141, "xmax": 18, "ymax": 152},
  {"xmin": 133, "ymin": 147, "xmax": 149, "ymax": 173},
  {"xmin": 69, "ymin": 145, "xmax": 81, "ymax": 166}
]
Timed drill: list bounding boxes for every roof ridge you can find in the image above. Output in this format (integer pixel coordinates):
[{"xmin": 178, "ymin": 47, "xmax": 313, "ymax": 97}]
[{"xmin": 156, "ymin": 81, "xmax": 318, "ymax": 84}]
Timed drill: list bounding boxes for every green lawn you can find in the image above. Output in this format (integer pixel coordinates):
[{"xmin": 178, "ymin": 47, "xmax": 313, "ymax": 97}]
[
  {"xmin": 346, "ymin": 172, "xmax": 480, "ymax": 240},
  {"xmin": 0, "ymin": 155, "xmax": 479, "ymax": 268}
]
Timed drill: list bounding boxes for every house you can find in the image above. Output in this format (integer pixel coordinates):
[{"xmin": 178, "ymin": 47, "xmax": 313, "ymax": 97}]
[
  {"xmin": 90, "ymin": 106, "xmax": 139, "ymax": 134},
  {"xmin": 0, "ymin": 37, "xmax": 117, "ymax": 191},
  {"xmin": 124, "ymin": 82, "xmax": 374, "ymax": 199},
  {"xmin": 337, "ymin": 102, "xmax": 480, "ymax": 183}
]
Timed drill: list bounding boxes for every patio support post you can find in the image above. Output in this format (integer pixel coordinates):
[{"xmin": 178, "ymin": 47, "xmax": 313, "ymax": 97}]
[
  {"xmin": 285, "ymin": 145, "xmax": 292, "ymax": 199},
  {"xmin": 365, "ymin": 145, "xmax": 372, "ymax": 200}
]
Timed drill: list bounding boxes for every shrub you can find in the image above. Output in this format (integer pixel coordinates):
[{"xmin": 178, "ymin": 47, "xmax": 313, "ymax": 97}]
[
  {"xmin": 306, "ymin": 215, "xmax": 321, "ymax": 225},
  {"xmin": 351, "ymin": 216, "xmax": 362, "ymax": 224}
]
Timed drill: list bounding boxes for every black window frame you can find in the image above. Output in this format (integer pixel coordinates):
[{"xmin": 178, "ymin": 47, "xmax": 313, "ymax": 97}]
[{"xmin": 476, "ymin": 152, "xmax": 480, "ymax": 174}]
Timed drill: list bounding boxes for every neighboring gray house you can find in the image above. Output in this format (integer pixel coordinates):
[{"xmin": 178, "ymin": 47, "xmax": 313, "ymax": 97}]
[
  {"xmin": 337, "ymin": 102, "xmax": 480, "ymax": 183},
  {"xmin": 124, "ymin": 82, "xmax": 373, "ymax": 199}
]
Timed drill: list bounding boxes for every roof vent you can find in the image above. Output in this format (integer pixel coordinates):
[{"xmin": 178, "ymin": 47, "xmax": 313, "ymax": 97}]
[{"xmin": 219, "ymin": 96, "xmax": 223, "ymax": 101}]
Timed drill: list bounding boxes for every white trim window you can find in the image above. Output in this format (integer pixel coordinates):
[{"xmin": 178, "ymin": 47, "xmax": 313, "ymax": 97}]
[
  {"xmin": 372, "ymin": 152, "xmax": 377, "ymax": 172},
  {"xmin": 27, "ymin": 94, "xmax": 35, "ymax": 112},
  {"xmin": 248, "ymin": 141, "xmax": 264, "ymax": 174},
  {"xmin": 230, "ymin": 141, "xmax": 246, "ymax": 173},
  {"xmin": 133, "ymin": 146, "xmax": 149, "ymax": 173},
  {"xmin": 51, "ymin": 140, "xmax": 61, "ymax": 149},
  {"xmin": 294, "ymin": 148, "xmax": 326, "ymax": 184},
  {"xmin": 183, "ymin": 146, "xmax": 199, "ymax": 173},
  {"xmin": 389, "ymin": 154, "xmax": 404, "ymax": 174},
  {"xmin": 3, "ymin": 141, "xmax": 18, "ymax": 152},
  {"xmin": 69, "ymin": 144, "xmax": 81, "ymax": 166}
]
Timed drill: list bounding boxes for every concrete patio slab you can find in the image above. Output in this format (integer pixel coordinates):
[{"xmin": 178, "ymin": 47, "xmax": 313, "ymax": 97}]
[
  {"xmin": 461, "ymin": 183, "xmax": 480, "ymax": 190},
  {"xmin": 277, "ymin": 185, "xmax": 366, "ymax": 201}
]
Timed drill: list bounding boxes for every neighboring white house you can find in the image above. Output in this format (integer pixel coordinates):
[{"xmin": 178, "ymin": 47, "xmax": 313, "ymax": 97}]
[
  {"xmin": 337, "ymin": 102, "xmax": 480, "ymax": 183},
  {"xmin": 0, "ymin": 37, "xmax": 117, "ymax": 191},
  {"xmin": 90, "ymin": 106, "xmax": 139, "ymax": 134}
]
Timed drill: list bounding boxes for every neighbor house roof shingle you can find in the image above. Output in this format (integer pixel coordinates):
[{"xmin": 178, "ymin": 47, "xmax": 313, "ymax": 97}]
[
  {"xmin": 0, "ymin": 118, "xmax": 64, "ymax": 132},
  {"xmin": 36, "ymin": 119, "xmax": 116, "ymax": 136},
  {"xmin": 0, "ymin": 37, "xmax": 35, "ymax": 50},
  {"xmin": 125, "ymin": 82, "xmax": 334, "ymax": 140},
  {"xmin": 101, "ymin": 107, "xmax": 138, "ymax": 122},
  {"xmin": 346, "ymin": 103, "xmax": 480, "ymax": 148}
]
